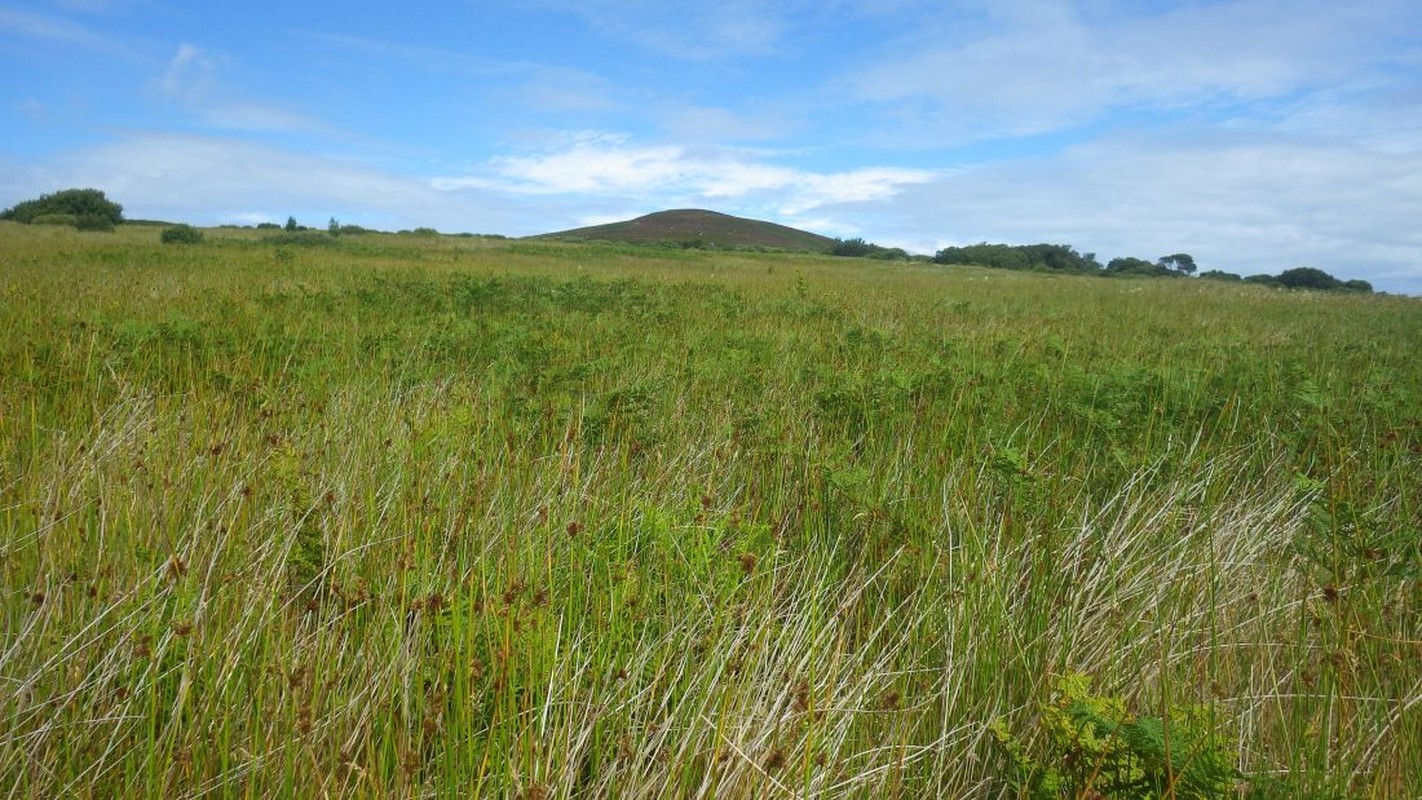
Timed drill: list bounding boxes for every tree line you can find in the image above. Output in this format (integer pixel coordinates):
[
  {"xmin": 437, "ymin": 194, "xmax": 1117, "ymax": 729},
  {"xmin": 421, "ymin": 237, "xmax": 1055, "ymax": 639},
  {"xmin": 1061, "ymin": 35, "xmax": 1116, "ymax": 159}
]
[
  {"xmin": 829, "ymin": 238, "xmax": 1372, "ymax": 293},
  {"xmin": 925, "ymin": 243, "xmax": 1373, "ymax": 292}
]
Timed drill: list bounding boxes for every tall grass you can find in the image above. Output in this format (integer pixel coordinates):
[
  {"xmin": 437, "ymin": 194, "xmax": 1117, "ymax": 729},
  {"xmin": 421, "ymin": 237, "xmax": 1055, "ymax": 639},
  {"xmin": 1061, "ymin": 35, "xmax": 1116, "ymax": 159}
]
[{"xmin": 1, "ymin": 222, "xmax": 1419, "ymax": 797}]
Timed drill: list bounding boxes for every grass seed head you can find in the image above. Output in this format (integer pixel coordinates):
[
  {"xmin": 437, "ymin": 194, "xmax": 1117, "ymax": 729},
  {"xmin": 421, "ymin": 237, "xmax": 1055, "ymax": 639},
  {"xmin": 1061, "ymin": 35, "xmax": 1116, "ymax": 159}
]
[{"xmin": 737, "ymin": 552, "xmax": 757, "ymax": 576}]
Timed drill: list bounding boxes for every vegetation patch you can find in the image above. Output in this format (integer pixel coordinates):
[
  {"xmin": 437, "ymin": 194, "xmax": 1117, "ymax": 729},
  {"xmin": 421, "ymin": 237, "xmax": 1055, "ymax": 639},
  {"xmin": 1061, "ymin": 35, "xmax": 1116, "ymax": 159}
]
[
  {"xmin": 160, "ymin": 223, "xmax": 204, "ymax": 244},
  {"xmin": 0, "ymin": 219, "xmax": 1417, "ymax": 797}
]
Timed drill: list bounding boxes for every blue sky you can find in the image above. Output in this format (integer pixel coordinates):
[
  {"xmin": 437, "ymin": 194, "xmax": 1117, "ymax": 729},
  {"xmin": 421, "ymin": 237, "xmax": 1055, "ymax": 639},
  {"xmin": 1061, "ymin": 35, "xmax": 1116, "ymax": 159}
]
[{"xmin": 3, "ymin": 1, "xmax": 1421, "ymax": 292}]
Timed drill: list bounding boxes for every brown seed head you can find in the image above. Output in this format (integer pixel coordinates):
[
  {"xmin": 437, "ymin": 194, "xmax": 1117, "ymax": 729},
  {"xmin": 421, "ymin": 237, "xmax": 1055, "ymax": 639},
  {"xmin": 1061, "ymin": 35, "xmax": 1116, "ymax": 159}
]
[
  {"xmin": 737, "ymin": 552, "xmax": 757, "ymax": 576},
  {"xmin": 424, "ymin": 592, "xmax": 445, "ymax": 615},
  {"xmin": 792, "ymin": 679, "xmax": 811, "ymax": 713},
  {"xmin": 881, "ymin": 690, "xmax": 902, "ymax": 711}
]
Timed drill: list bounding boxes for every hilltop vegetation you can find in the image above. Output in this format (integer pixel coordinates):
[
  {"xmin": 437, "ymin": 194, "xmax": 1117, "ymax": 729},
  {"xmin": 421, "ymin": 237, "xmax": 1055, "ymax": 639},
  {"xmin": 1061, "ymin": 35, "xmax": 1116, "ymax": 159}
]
[
  {"xmin": 1, "ymin": 222, "xmax": 1418, "ymax": 797},
  {"xmin": 534, "ymin": 208, "xmax": 838, "ymax": 251},
  {"xmin": 1, "ymin": 187, "xmax": 123, "ymax": 231}
]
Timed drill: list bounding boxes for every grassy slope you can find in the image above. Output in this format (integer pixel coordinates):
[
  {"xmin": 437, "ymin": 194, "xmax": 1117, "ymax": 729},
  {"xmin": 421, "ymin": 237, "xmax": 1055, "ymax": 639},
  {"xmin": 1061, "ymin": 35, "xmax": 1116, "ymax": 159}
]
[
  {"xmin": 1, "ymin": 222, "xmax": 1419, "ymax": 797},
  {"xmin": 532, "ymin": 209, "xmax": 838, "ymax": 251}
]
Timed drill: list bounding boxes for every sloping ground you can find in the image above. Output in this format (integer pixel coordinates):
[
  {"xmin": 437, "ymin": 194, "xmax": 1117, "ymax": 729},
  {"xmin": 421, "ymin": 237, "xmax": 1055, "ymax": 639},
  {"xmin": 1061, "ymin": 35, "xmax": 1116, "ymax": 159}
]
[{"xmin": 532, "ymin": 209, "xmax": 837, "ymax": 251}]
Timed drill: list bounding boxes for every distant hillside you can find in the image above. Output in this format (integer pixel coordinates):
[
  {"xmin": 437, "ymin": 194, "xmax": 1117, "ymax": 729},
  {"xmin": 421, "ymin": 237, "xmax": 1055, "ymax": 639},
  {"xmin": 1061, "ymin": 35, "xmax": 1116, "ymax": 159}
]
[{"xmin": 532, "ymin": 209, "xmax": 836, "ymax": 252}]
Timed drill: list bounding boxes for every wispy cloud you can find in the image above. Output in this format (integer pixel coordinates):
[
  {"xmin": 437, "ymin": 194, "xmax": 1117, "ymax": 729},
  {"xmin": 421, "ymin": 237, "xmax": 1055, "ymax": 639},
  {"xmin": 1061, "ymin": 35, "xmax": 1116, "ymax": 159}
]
[
  {"xmin": 305, "ymin": 32, "xmax": 625, "ymax": 117},
  {"xmin": 158, "ymin": 42, "xmax": 217, "ymax": 101},
  {"xmin": 843, "ymin": 0, "xmax": 1420, "ymax": 143},
  {"xmin": 658, "ymin": 102, "xmax": 798, "ymax": 142},
  {"xmin": 301, "ymin": 32, "xmax": 509, "ymax": 76},
  {"xmin": 0, "ymin": 6, "xmax": 144, "ymax": 59},
  {"xmin": 152, "ymin": 43, "xmax": 329, "ymax": 135},
  {"xmin": 0, "ymin": 133, "xmax": 522, "ymax": 232},
  {"xmin": 47, "ymin": 0, "xmax": 136, "ymax": 14},
  {"xmin": 517, "ymin": 0, "xmax": 792, "ymax": 59}
]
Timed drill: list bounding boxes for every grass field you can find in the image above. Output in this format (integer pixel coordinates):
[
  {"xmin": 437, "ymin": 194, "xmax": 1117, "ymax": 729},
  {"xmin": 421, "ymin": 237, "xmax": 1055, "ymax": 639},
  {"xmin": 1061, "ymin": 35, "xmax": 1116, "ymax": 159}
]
[{"xmin": 1, "ymin": 221, "xmax": 1419, "ymax": 798}]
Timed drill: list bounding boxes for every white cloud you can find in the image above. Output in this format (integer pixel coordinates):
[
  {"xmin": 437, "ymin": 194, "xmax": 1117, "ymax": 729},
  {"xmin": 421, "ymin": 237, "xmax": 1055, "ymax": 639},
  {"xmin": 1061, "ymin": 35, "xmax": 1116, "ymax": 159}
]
[
  {"xmin": 480, "ymin": 133, "xmax": 688, "ymax": 194},
  {"xmin": 159, "ymin": 43, "xmax": 216, "ymax": 101},
  {"xmin": 776, "ymin": 167, "xmax": 937, "ymax": 214},
  {"xmin": 458, "ymin": 132, "xmax": 936, "ymax": 218},
  {"xmin": 874, "ymin": 131, "xmax": 1422, "ymax": 293},
  {"xmin": 844, "ymin": 0, "xmax": 1419, "ymax": 142}
]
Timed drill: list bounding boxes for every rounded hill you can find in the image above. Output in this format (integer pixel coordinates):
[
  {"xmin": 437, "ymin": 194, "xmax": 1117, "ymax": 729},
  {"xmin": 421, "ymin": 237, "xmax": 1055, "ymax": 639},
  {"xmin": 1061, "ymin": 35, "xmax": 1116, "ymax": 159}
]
[{"xmin": 532, "ymin": 209, "xmax": 836, "ymax": 252}]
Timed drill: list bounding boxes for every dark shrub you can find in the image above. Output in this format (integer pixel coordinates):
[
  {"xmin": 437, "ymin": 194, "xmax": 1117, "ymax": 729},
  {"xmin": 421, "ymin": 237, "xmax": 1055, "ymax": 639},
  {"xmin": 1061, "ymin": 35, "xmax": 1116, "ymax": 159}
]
[
  {"xmin": 2, "ymin": 188, "xmax": 123, "ymax": 225},
  {"xmin": 75, "ymin": 213, "xmax": 115, "ymax": 232},
  {"xmin": 161, "ymin": 224, "xmax": 205, "ymax": 244}
]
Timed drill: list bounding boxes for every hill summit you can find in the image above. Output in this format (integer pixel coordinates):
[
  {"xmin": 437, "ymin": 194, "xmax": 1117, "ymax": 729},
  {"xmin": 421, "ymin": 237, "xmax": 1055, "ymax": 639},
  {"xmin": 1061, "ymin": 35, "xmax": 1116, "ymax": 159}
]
[{"xmin": 532, "ymin": 209, "xmax": 836, "ymax": 252}]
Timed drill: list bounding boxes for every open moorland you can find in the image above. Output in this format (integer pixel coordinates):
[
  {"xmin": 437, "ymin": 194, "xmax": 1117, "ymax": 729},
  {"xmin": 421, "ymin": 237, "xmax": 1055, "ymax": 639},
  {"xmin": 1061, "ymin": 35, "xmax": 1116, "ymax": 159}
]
[{"xmin": 1, "ymin": 222, "xmax": 1419, "ymax": 798}]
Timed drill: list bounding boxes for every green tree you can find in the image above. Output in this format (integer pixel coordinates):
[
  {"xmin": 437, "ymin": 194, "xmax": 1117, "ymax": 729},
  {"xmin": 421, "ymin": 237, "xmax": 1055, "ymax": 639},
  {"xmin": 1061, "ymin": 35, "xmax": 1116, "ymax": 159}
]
[
  {"xmin": 831, "ymin": 237, "xmax": 875, "ymax": 257},
  {"xmin": 1106, "ymin": 257, "xmax": 1167, "ymax": 276},
  {"xmin": 2, "ymin": 188, "xmax": 123, "ymax": 225},
  {"xmin": 935, "ymin": 243, "xmax": 1097, "ymax": 273},
  {"xmin": 285, "ymin": 216, "xmax": 299, "ymax": 232},
  {"xmin": 1276, "ymin": 267, "xmax": 1341, "ymax": 290},
  {"xmin": 1158, "ymin": 253, "xmax": 1197, "ymax": 275}
]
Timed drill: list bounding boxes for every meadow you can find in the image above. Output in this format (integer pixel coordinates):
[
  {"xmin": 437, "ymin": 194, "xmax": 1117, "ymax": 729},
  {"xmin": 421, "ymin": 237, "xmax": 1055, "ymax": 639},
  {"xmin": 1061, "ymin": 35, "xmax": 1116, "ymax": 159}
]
[{"xmin": 1, "ymin": 221, "xmax": 1418, "ymax": 798}]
